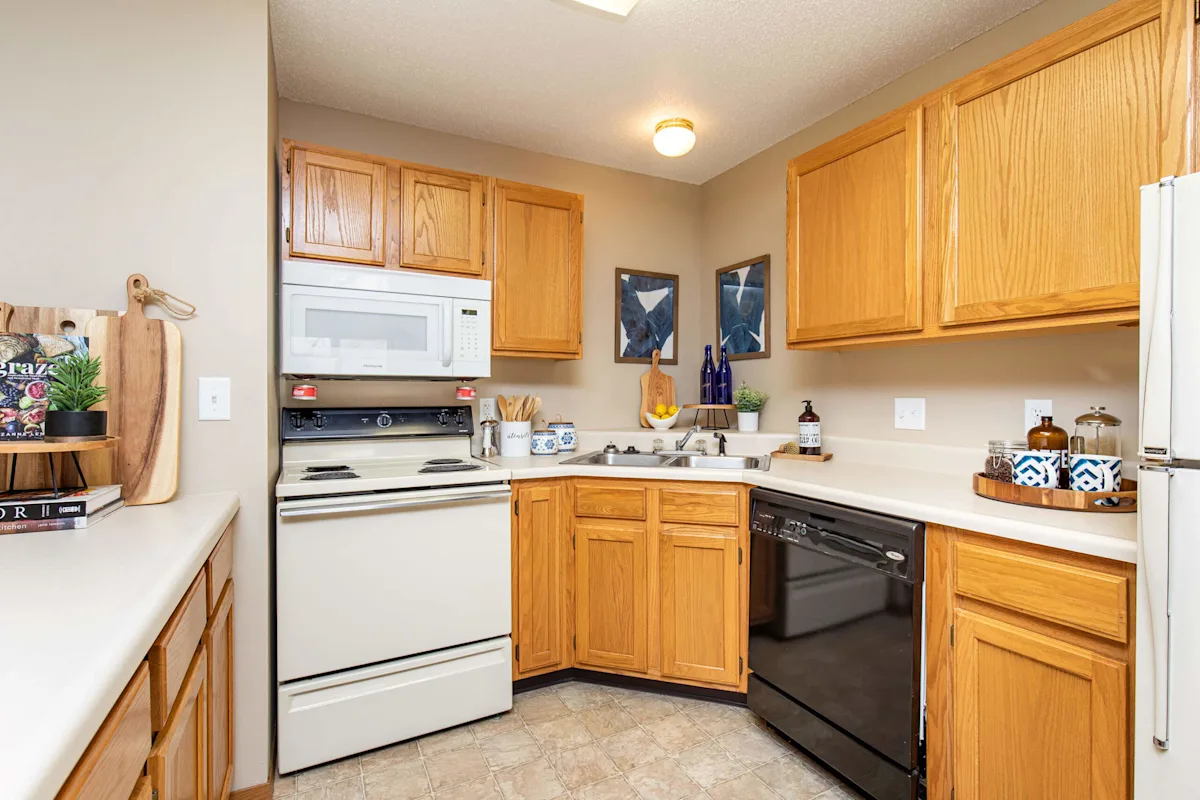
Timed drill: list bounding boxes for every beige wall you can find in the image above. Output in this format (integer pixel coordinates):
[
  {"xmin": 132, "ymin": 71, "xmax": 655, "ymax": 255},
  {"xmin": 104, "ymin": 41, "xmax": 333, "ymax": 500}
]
[
  {"xmin": 698, "ymin": 0, "xmax": 1139, "ymax": 454},
  {"xmin": 1, "ymin": 1, "xmax": 276, "ymax": 790},
  {"xmin": 279, "ymin": 101, "xmax": 704, "ymax": 425}
]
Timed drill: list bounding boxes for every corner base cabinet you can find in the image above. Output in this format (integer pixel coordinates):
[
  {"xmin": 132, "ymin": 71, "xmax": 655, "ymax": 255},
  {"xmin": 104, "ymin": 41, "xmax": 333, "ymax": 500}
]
[{"xmin": 926, "ymin": 524, "xmax": 1133, "ymax": 800}]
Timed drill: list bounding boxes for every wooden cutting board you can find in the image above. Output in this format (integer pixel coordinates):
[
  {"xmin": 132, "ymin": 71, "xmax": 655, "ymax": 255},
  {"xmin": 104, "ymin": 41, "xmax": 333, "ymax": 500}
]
[
  {"xmin": 639, "ymin": 349, "xmax": 676, "ymax": 428},
  {"xmin": 85, "ymin": 275, "xmax": 182, "ymax": 505},
  {"xmin": 0, "ymin": 302, "xmax": 118, "ymax": 490}
]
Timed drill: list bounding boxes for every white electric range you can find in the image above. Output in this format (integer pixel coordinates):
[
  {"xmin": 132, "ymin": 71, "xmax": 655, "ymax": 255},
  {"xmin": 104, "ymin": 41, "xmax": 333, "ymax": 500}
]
[{"xmin": 275, "ymin": 406, "xmax": 513, "ymax": 775}]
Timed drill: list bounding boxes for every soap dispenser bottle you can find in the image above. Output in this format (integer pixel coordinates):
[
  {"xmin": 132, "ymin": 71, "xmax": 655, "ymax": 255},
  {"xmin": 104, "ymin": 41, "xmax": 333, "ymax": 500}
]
[{"xmin": 798, "ymin": 400, "xmax": 822, "ymax": 455}]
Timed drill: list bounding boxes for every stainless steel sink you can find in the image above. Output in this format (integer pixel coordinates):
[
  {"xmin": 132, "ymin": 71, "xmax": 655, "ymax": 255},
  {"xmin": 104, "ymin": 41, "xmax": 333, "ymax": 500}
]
[
  {"xmin": 664, "ymin": 455, "xmax": 771, "ymax": 471},
  {"xmin": 561, "ymin": 451, "xmax": 770, "ymax": 471},
  {"xmin": 562, "ymin": 452, "xmax": 676, "ymax": 467}
]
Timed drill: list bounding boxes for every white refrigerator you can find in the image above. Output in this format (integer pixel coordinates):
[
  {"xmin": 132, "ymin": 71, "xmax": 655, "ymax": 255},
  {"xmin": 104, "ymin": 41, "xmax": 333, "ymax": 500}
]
[{"xmin": 1136, "ymin": 173, "xmax": 1200, "ymax": 797}]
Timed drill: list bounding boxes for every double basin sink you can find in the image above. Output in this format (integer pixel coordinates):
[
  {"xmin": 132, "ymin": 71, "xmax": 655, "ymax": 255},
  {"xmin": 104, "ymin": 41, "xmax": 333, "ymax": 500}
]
[{"xmin": 562, "ymin": 451, "xmax": 771, "ymax": 471}]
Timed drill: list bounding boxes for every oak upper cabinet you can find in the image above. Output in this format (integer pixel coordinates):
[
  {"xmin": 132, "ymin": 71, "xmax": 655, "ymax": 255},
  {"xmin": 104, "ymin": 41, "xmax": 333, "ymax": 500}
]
[
  {"xmin": 785, "ymin": 104, "xmax": 923, "ymax": 345},
  {"xmin": 659, "ymin": 526, "xmax": 741, "ymax": 686},
  {"xmin": 149, "ymin": 646, "xmax": 208, "ymax": 800},
  {"xmin": 493, "ymin": 180, "xmax": 583, "ymax": 359},
  {"xmin": 205, "ymin": 582, "xmax": 234, "ymax": 800},
  {"xmin": 400, "ymin": 167, "xmax": 485, "ymax": 276},
  {"xmin": 289, "ymin": 147, "xmax": 387, "ymax": 265},
  {"xmin": 936, "ymin": 0, "xmax": 1161, "ymax": 327},
  {"xmin": 574, "ymin": 518, "xmax": 648, "ymax": 673},
  {"xmin": 513, "ymin": 481, "xmax": 569, "ymax": 676},
  {"xmin": 951, "ymin": 610, "xmax": 1127, "ymax": 799}
]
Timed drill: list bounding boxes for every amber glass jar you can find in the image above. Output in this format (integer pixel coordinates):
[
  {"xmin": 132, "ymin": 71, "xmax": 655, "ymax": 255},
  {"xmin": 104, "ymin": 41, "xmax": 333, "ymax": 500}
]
[{"xmin": 1027, "ymin": 415, "xmax": 1069, "ymax": 485}]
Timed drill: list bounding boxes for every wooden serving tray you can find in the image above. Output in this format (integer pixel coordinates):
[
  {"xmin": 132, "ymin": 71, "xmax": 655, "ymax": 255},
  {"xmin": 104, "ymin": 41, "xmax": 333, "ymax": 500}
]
[
  {"xmin": 771, "ymin": 451, "xmax": 833, "ymax": 462},
  {"xmin": 972, "ymin": 472, "xmax": 1136, "ymax": 513}
]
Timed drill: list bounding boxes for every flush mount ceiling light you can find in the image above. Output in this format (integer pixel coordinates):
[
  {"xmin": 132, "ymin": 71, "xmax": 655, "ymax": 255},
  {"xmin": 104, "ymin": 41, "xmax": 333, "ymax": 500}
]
[
  {"xmin": 653, "ymin": 118, "xmax": 696, "ymax": 157},
  {"xmin": 569, "ymin": 0, "xmax": 641, "ymax": 16}
]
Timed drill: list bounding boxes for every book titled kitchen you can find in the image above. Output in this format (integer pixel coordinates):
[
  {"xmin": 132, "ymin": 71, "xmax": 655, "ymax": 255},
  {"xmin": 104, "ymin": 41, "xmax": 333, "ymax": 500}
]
[
  {"xmin": 0, "ymin": 333, "xmax": 89, "ymax": 440},
  {"xmin": 0, "ymin": 485, "xmax": 122, "ymax": 534}
]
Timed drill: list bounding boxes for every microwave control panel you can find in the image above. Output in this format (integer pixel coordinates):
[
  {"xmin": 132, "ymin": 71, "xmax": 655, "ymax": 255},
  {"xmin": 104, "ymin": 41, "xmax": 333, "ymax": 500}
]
[{"xmin": 453, "ymin": 300, "xmax": 491, "ymax": 371}]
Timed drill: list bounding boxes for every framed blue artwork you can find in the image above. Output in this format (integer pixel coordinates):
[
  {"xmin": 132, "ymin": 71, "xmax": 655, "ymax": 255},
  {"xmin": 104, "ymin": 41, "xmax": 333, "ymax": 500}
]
[
  {"xmin": 716, "ymin": 255, "xmax": 770, "ymax": 360},
  {"xmin": 615, "ymin": 268, "xmax": 678, "ymax": 364}
]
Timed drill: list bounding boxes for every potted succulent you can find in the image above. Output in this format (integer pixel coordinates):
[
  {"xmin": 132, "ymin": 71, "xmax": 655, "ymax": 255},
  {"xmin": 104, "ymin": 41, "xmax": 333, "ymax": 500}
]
[
  {"xmin": 44, "ymin": 351, "xmax": 109, "ymax": 440},
  {"xmin": 733, "ymin": 382, "xmax": 768, "ymax": 432}
]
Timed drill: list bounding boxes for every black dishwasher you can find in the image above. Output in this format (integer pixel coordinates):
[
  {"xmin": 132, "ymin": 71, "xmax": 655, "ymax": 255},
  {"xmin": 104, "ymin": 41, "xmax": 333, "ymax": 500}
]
[{"xmin": 748, "ymin": 488, "xmax": 924, "ymax": 800}]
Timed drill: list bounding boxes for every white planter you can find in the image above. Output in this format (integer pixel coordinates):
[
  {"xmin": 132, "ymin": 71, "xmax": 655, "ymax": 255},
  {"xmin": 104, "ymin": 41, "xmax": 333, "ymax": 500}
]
[
  {"xmin": 737, "ymin": 411, "xmax": 760, "ymax": 432},
  {"xmin": 499, "ymin": 421, "xmax": 532, "ymax": 457}
]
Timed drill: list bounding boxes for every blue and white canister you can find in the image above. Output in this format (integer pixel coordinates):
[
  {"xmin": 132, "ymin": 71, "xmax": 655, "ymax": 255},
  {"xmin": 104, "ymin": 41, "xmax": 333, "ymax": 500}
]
[
  {"xmin": 549, "ymin": 420, "xmax": 577, "ymax": 452},
  {"xmin": 1069, "ymin": 453, "xmax": 1123, "ymax": 506},
  {"xmin": 531, "ymin": 429, "xmax": 559, "ymax": 456},
  {"xmin": 1013, "ymin": 450, "xmax": 1061, "ymax": 488}
]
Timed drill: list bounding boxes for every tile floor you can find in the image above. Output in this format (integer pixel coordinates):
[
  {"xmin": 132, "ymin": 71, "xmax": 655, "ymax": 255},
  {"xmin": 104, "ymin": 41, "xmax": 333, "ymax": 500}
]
[{"xmin": 274, "ymin": 680, "xmax": 865, "ymax": 800}]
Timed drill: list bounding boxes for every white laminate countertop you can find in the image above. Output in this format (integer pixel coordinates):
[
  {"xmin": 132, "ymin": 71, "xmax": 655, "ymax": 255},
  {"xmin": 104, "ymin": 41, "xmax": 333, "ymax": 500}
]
[
  {"xmin": 0, "ymin": 491, "xmax": 241, "ymax": 800},
  {"xmin": 485, "ymin": 433, "xmax": 1137, "ymax": 563}
]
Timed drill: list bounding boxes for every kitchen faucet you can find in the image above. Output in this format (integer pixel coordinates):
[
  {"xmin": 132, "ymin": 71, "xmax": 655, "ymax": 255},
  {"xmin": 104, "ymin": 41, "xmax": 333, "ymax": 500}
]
[
  {"xmin": 674, "ymin": 425, "xmax": 702, "ymax": 452},
  {"xmin": 714, "ymin": 432, "xmax": 728, "ymax": 455}
]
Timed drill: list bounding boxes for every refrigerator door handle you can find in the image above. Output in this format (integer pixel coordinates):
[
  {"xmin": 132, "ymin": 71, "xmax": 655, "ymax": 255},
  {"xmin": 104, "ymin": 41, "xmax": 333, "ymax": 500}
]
[
  {"xmin": 1139, "ymin": 466, "xmax": 1173, "ymax": 749},
  {"xmin": 1140, "ymin": 178, "xmax": 1174, "ymax": 460}
]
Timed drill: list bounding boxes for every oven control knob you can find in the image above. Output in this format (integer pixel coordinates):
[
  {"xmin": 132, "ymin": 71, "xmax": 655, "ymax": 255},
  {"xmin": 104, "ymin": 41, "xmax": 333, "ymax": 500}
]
[
  {"xmin": 312, "ymin": 413, "xmax": 326, "ymax": 430},
  {"xmin": 437, "ymin": 411, "xmax": 450, "ymax": 426},
  {"xmin": 289, "ymin": 413, "xmax": 304, "ymax": 430},
  {"xmin": 377, "ymin": 413, "xmax": 392, "ymax": 429},
  {"xmin": 455, "ymin": 410, "xmax": 465, "ymax": 426}
]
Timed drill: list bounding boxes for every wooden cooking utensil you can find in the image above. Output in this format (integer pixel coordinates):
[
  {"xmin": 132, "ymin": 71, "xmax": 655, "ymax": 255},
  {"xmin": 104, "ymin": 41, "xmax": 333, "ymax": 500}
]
[
  {"xmin": 497, "ymin": 395, "xmax": 510, "ymax": 422},
  {"xmin": 85, "ymin": 275, "xmax": 182, "ymax": 505},
  {"xmin": 512, "ymin": 394, "xmax": 526, "ymax": 422},
  {"xmin": 639, "ymin": 350, "xmax": 676, "ymax": 428},
  {"xmin": 527, "ymin": 397, "xmax": 542, "ymax": 422}
]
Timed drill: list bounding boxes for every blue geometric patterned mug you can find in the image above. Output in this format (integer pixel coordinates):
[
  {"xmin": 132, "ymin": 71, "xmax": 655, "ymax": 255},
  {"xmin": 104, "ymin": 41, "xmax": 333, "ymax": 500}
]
[
  {"xmin": 1013, "ymin": 451, "xmax": 1061, "ymax": 488},
  {"xmin": 1070, "ymin": 454, "xmax": 1122, "ymax": 505}
]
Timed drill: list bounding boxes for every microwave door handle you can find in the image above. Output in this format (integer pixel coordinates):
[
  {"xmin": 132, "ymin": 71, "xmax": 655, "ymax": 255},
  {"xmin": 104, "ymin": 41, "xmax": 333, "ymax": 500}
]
[
  {"xmin": 441, "ymin": 304, "xmax": 453, "ymax": 368},
  {"xmin": 1140, "ymin": 466, "xmax": 1173, "ymax": 749}
]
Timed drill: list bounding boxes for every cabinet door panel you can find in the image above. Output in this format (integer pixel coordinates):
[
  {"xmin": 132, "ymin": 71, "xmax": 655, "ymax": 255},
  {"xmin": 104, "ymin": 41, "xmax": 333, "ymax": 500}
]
[
  {"xmin": 953, "ymin": 610, "xmax": 1127, "ymax": 800},
  {"xmin": 516, "ymin": 483, "xmax": 567, "ymax": 674},
  {"xmin": 575, "ymin": 520, "xmax": 647, "ymax": 673},
  {"xmin": 660, "ymin": 527, "xmax": 740, "ymax": 685},
  {"xmin": 205, "ymin": 582, "xmax": 233, "ymax": 800},
  {"xmin": 150, "ymin": 645, "xmax": 208, "ymax": 800},
  {"xmin": 56, "ymin": 662, "xmax": 152, "ymax": 800},
  {"xmin": 291, "ymin": 148, "xmax": 387, "ymax": 265},
  {"xmin": 401, "ymin": 168, "xmax": 484, "ymax": 276},
  {"xmin": 940, "ymin": 14, "xmax": 1157, "ymax": 325},
  {"xmin": 493, "ymin": 181, "xmax": 582, "ymax": 357},
  {"xmin": 786, "ymin": 106, "xmax": 922, "ymax": 343}
]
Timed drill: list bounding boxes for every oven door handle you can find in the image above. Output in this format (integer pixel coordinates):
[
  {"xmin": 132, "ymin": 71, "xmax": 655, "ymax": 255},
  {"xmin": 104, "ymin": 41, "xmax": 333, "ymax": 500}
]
[{"xmin": 279, "ymin": 488, "xmax": 512, "ymax": 519}]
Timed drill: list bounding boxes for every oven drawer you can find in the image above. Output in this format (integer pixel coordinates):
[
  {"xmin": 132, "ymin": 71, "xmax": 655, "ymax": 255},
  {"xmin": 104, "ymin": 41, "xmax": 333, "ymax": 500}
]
[
  {"xmin": 278, "ymin": 637, "xmax": 512, "ymax": 774},
  {"xmin": 276, "ymin": 484, "xmax": 512, "ymax": 682}
]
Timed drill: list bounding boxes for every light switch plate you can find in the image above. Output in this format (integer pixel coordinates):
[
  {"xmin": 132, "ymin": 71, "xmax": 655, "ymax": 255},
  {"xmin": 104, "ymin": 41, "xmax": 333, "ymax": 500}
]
[
  {"xmin": 895, "ymin": 397, "xmax": 926, "ymax": 431},
  {"xmin": 1024, "ymin": 399, "xmax": 1053, "ymax": 433},
  {"xmin": 198, "ymin": 377, "xmax": 231, "ymax": 421}
]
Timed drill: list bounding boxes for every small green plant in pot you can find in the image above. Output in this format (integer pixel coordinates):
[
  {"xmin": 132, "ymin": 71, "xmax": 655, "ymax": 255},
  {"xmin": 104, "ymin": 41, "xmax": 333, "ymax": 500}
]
[
  {"xmin": 44, "ymin": 352, "xmax": 109, "ymax": 440},
  {"xmin": 733, "ymin": 382, "xmax": 768, "ymax": 432}
]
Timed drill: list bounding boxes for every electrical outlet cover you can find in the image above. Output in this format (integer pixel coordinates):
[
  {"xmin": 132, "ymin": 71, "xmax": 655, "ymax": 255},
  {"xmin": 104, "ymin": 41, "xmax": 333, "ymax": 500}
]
[
  {"xmin": 479, "ymin": 397, "xmax": 498, "ymax": 422},
  {"xmin": 1024, "ymin": 399, "xmax": 1053, "ymax": 433},
  {"xmin": 895, "ymin": 398, "xmax": 926, "ymax": 431}
]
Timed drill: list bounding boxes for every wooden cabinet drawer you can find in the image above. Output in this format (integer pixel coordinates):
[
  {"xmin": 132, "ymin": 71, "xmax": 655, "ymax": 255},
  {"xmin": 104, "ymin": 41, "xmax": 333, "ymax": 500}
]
[
  {"xmin": 574, "ymin": 482, "xmax": 646, "ymax": 520},
  {"xmin": 954, "ymin": 541, "xmax": 1129, "ymax": 642},
  {"xmin": 56, "ymin": 662, "xmax": 152, "ymax": 800},
  {"xmin": 150, "ymin": 572, "xmax": 207, "ymax": 731},
  {"xmin": 660, "ymin": 485, "xmax": 740, "ymax": 527},
  {"xmin": 206, "ymin": 526, "xmax": 233, "ymax": 615}
]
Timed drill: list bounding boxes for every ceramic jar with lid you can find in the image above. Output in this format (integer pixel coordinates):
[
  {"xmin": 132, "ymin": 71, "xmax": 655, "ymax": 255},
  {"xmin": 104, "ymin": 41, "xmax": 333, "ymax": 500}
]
[
  {"xmin": 548, "ymin": 418, "xmax": 576, "ymax": 452},
  {"xmin": 984, "ymin": 439, "xmax": 1027, "ymax": 483},
  {"xmin": 531, "ymin": 428, "xmax": 559, "ymax": 456}
]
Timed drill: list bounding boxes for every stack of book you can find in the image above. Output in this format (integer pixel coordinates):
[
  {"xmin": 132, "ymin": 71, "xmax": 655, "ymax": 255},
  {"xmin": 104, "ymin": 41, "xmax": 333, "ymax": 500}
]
[{"xmin": 0, "ymin": 485, "xmax": 123, "ymax": 534}]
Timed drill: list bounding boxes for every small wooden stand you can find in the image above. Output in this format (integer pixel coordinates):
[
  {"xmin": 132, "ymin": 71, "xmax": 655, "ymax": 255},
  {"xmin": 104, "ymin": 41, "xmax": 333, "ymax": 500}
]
[
  {"xmin": 683, "ymin": 404, "xmax": 735, "ymax": 430},
  {"xmin": 1, "ymin": 437, "xmax": 119, "ymax": 498},
  {"xmin": 972, "ymin": 472, "xmax": 1136, "ymax": 513},
  {"xmin": 771, "ymin": 451, "xmax": 833, "ymax": 462}
]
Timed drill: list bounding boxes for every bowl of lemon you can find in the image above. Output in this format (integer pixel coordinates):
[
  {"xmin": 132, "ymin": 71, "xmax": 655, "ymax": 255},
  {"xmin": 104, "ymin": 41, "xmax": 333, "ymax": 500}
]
[{"xmin": 645, "ymin": 404, "xmax": 681, "ymax": 430}]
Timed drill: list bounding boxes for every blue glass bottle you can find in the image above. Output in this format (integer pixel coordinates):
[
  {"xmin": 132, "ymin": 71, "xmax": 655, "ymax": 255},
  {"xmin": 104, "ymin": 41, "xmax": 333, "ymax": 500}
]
[
  {"xmin": 700, "ymin": 345, "xmax": 716, "ymax": 405},
  {"xmin": 716, "ymin": 345, "xmax": 733, "ymax": 405}
]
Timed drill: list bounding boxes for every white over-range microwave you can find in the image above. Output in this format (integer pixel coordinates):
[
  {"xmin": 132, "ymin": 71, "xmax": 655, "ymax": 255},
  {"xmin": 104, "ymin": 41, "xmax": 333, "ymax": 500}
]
[{"xmin": 281, "ymin": 259, "xmax": 491, "ymax": 379}]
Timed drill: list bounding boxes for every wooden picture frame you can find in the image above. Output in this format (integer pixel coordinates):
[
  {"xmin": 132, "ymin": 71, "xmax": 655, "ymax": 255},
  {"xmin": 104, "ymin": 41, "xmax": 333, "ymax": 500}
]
[
  {"xmin": 716, "ymin": 255, "xmax": 770, "ymax": 360},
  {"xmin": 614, "ymin": 268, "xmax": 679, "ymax": 364}
]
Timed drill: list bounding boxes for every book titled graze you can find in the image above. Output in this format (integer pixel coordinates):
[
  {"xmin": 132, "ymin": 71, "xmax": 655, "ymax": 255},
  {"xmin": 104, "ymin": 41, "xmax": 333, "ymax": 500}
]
[
  {"xmin": 0, "ymin": 333, "xmax": 89, "ymax": 440},
  {"xmin": 0, "ymin": 485, "xmax": 121, "ymax": 523}
]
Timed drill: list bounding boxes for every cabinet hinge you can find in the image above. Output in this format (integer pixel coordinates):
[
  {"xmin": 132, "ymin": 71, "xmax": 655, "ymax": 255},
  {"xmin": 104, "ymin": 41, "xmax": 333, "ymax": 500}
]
[
  {"xmin": 572, "ymin": 532, "xmax": 576, "ymax": 549},
  {"xmin": 482, "ymin": 192, "xmax": 487, "ymax": 207},
  {"xmin": 285, "ymin": 226, "xmax": 291, "ymax": 244},
  {"xmin": 514, "ymin": 500, "xmax": 519, "ymax": 516},
  {"xmin": 482, "ymin": 249, "xmax": 486, "ymax": 265},
  {"xmin": 950, "ymin": 624, "xmax": 955, "ymax": 647},
  {"xmin": 578, "ymin": 332, "xmax": 583, "ymax": 344},
  {"xmin": 152, "ymin": 790, "xmax": 159, "ymax": 800},
  {"xmin": 286, "ymin": 155, "xmax": 291, "ymax": 175},
  {"xmin": 515, "ymin": 644, "xmax": 519, "ymax": 662},
  {"xmin": 1194, "ymin": 0, "xmax": 1198, "ymax": 23},
  {"xmin": 580, "ymin": 211, "xmax": 584, "ymax": 224},
  {"xmin": 738, "ymin": 547, "xmax": 743, "ymax": 565},
  {"xmin": 573, "ymin": 634, "xmax": 577, "ymax": 649},
  {"xmin": 739, "ymin": 656, "xmax": 744, "ymax": 675}
]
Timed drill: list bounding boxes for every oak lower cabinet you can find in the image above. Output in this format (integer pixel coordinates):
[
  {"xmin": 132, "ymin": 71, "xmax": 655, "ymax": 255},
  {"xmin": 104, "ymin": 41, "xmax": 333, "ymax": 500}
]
[
  {"xmin": 512, "ymin": 480, "xmax": 570, "ymax": 677},
  {"xmin": 56, "ymin": 521, "xmax": 235, "ymax": 800},
  {"xmin": 574, "ymin": 518, "xmax": 649, "ymax": 673},
  {"xmin": 659, "ymin": 525, "xmax": 741, "ymax": 686},
  {"xmin": 492, "ymin": 180, "xmax": 584, "ymax": 359},
  {"xmin": 511, "ymin": 479, "xmax": 747, "ymax": 692},
  {"xmin": 927, "ymin": 524, "xmax": 1133, "ymax": 800}
]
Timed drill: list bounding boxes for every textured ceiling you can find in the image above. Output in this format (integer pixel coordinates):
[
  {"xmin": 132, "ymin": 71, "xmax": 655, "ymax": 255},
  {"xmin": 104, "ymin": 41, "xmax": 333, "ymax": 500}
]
[{"xmin": 271, "ymin": 0, "xmax": 1038, "ymax": 184}]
